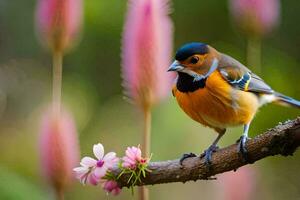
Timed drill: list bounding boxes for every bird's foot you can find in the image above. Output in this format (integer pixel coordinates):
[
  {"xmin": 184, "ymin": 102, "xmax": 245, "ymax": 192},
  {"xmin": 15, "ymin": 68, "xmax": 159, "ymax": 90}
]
[
  {"xmin": 200, "ymin": 145, "xmax": 219, "ymax": 166},
  {"xmin": 237, "ymin": 135, "xmax": 251, "ymax": 163},
  {"xmin": 179, "ymin": 152, "xmax": 197, "ymax": 165}
]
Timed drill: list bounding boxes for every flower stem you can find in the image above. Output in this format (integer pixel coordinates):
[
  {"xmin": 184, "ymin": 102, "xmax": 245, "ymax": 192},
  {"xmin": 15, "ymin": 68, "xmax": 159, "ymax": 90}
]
[
  {"xmin": 138, "ymin": 186, "xmax": 149, "ymax": 200},
  {"xmin": 52, "ymin": 50, "xmax": 63, "ymax": 116},
  {"xmin": 139, "ymin": 106, "xmax": 151, "ymax": 200},
  {"xmin": 142, "ymin": 106, "xmax": 151, "ymax": 157},
  {"xmin": 56, "ymin": 188, "xmax": 65, "ymax": 200},
  {"xmin": 247, "ymin": 37, "xmax": 261, "ymax": 74}
]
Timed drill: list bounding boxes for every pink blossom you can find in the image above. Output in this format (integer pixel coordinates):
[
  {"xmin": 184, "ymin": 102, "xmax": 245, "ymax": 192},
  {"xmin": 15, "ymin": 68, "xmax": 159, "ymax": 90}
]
[
  {"xmin": 230, "ymin": 0, "xmax": 280, "ymax": 35},
  {"xmin": 229, "ymin": 0, "xmax": 280, "ymax": 36},
  {"xmin": 216, "ymin": 166, "xmax": 257, "ymax": 200},
  {"xmin": 39, "ymin": 108, "xmax": 80, "ymax": 192},
  {"xmin": 122, "ymin": 146, "xmax": 147, "ymax": 169},
  {"xmin": 73, "ymin": 143, "xmax": 119, "ymax": 185},
  {"xmin": 73, "ymin": 157, "xmax": 99, "ymax": 185},
  {"xmin": 122, "ymin": 0, "xmax": 174, "ymax": 108},
  {"xmin": 102, "ymin": 180, "xmax": 122, "ymax": 196},
  {"xmin": 36, "ymin": 0, "xmax": 83, "ymax": 52}
]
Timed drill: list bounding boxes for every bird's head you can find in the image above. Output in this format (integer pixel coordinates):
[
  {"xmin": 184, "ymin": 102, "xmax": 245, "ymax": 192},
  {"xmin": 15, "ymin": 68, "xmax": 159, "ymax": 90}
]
[{"xmin": 168, "ymin": 42, "xmax": 220, "ymax": 81}]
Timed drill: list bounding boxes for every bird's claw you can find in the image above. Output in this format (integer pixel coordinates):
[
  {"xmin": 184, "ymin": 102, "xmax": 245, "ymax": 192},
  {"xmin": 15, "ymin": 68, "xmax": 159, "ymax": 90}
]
[
  {"xmin": 179, "ymin": 152, "xmax": 197, "ymax": 165},
  {"xmin": 237, "ymin": 135, "xmax": 251, "ymax": 163},
  {"xmin": 200, "ymin": 145, "xmax": 219, "ymax": 166}
]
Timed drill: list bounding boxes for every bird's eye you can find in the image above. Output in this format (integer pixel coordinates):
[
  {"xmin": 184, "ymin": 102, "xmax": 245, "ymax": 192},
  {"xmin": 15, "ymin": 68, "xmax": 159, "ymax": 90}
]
[{"xmin": 190, "ymin": 57, "xmax": 199, "ymax": 64}]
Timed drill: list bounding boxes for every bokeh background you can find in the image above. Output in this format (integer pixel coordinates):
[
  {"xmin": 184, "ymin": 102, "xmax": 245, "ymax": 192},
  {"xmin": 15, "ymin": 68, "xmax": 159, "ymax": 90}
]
[{"xmin": 0, "ymin": 0, "xmax": 300, "ymax": 199}]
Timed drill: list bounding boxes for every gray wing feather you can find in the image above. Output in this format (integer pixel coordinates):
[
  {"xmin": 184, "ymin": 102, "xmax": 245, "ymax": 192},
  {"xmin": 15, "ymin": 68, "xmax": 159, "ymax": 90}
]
[
  {"xmin": 247, "ymin": 72, "xmax": 274, "ymax": 94},
  {"xmin": 219, "ymin": 54, "xmax": 274, "ymax": 94}
]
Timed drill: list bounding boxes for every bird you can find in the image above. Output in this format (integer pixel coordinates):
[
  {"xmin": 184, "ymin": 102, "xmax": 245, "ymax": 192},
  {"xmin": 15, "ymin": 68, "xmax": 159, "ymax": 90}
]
[{"xmin": 168, "ymin": 42, "xmax": 300, "ymax": 165}]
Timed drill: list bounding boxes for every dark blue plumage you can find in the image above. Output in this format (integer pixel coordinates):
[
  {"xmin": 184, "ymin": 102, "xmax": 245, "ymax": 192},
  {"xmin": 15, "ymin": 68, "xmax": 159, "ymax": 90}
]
[{"xmin": 175, "ymin": 42, "xmax": 208, "ymax": 61}]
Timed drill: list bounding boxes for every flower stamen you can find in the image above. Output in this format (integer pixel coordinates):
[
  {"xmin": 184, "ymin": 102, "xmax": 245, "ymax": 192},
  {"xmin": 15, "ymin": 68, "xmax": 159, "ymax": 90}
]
[{"xmin": 97, "ymin": 160, "xmax": 105, "ymax": 167}]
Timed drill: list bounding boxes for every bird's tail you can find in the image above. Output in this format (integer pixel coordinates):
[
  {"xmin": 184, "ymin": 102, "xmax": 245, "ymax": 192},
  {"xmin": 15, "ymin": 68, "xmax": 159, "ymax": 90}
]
[{"xmin": 273, "ymin": 92, "xmax": 300, "ymax": 109}]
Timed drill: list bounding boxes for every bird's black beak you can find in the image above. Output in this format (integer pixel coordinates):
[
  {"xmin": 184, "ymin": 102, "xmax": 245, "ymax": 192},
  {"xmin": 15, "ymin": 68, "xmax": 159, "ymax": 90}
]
[{"xmin": 167, "ymin": 60, "xmax": 184, "ymax": 72}]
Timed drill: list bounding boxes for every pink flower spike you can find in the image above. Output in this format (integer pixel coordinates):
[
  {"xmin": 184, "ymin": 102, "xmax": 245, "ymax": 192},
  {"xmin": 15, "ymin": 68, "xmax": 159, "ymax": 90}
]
[
  {"xmin": 39, "ymin": 108, "xmax": 80, "ymax": 193},
  {"xmin": 36, "ymin": 0, "xmax": 83, "ymax": 52},
  {"xmin": 122, "ymin": 145, "xmax": 148, "ymax": 169},
  {"xmin": 73, "ymin": 143, "xmax": 119, "ymax": 185},
  {"xmin": 102, "ymin": 180, "xmax": 122, "ymax": 196},
  {"xmin": 229, "ymin": 0, "xmax": 280, "ymax": 36},
  {"xmin": 122, "ymin": 0, "xmax": 174, "ymax": 108}
]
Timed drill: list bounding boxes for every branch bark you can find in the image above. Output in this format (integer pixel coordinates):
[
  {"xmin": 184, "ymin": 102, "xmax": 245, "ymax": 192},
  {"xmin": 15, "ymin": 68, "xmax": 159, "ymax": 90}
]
[{"xmin": 112, "ymin": 117, "xmax": 300, "ymax": 188}]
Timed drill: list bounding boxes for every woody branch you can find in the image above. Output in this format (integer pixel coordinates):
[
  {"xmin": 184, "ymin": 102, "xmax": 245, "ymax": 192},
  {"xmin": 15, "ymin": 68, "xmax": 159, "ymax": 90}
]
[{"xmin": 113, "ymin": 117, "xmax": 300, "ymax": 188}]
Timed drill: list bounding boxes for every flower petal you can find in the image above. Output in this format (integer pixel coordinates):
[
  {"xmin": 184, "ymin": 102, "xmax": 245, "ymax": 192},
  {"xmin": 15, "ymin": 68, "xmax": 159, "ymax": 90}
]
[
  {"xmin": 123, "ymin": 157, "xmax": 136, "ymax": 165},
  {"xmin": 104, "ymin": 160, "xmax": 119, "ymax": 169},
  {"xmin": 80, "ymin": 157, "xmax": 97, "ymax": 167},
  {"xmin": 122, "ymin": 162, "xmax": 133, "ymax": 168},
  {"xmin": 102, "ymin": 180, "xmax": 121, "ymax": 195},
  {"xmin": 94, "ymin": 166, "xmax": 108, "ymax": 178},
  {"xmin": 80, "ymin": 173, "xmax": 89, "ymax": 185},
  {"xmin": 126, "ymin": 147, "xmax": 136, "ymax": 159},
  {"xmin": 112, "ymin": 187, "xmax": 122, "ymax": 196},
  {"xmin": 103, "ymin": 152, "xmax": 116, "ymax": 162},
  {"xmin": 73, "ymin": 166, "xmax": 89, "ymax": 179},
  {"xmin": 88, "ymin": 173, "xmax": 100, "ymax": 185},
  {"xmin": 103, "ymin": 152, "xmax": 118, "ymax": 169},
  {"xmin": 93, "ymin": 143, "xmax": 104, "ymax": 160},
  {"xmin": 73, "ymin": 166, "xmax": 88, "ymax": 173}
]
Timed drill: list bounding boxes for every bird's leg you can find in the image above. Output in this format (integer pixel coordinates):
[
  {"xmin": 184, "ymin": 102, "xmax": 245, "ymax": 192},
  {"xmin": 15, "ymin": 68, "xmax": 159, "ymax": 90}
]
[
  {"xmin": 200, "ymin": 129, "xmax": 225, "ymax": 166},
  {"xmin": 179, "ymin": 129, "xmax": 225, "ymax": 166},
  {"xmin": 237, "ymin": 123, "xmax": 251, "ymax": 162}
]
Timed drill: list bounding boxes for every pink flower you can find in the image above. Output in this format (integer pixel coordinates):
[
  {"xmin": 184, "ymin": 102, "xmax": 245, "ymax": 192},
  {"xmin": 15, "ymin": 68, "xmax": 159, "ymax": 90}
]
[
  {"xmin": 73, "ymin": 157, "xmax": 99, "ymax": 186},
  {"xmin": 39, "ymin": 108, "xmax": 80, "ymax": 192},
  {"xmin": 122, "ymin": 146, "xmax": 147, "ymax": 169},
  {"xmin": 216, "ymin": 166, "xmax": 257, "ymax": 200},
  {"xmin": 36, "ymin": 0, "xmax": 83, "ymax": 52},
  {"xmin": 102, "ymin": 180, "xmax": 122, "ymax": 196},
  {"xmin": 229, "ymin": 0, "xmax": 280, "ymax": 36},
  {"xmin": 73, "ymin": 143, "xmax": 119, "ymax": 185},
  {"xmin": 122, "ymin": 0, "xmax": 174, "ymax": 108}
]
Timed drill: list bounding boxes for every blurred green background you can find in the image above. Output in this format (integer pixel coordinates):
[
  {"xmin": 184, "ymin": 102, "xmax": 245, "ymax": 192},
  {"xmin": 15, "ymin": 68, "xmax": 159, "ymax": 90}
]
[{"xmin": 0, "ymin": 0, "xmax": 299, "ymax": 199}]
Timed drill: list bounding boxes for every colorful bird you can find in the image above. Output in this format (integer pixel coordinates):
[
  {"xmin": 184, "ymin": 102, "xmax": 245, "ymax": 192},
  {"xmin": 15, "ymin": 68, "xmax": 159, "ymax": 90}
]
[{"xmin": 168, "ymin": 42, "xmax": 300, "ymax": 165}]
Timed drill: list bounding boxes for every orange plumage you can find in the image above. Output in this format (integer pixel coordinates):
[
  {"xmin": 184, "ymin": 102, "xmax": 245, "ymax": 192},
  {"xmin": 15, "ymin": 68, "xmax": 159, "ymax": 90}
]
[{"xmin": 172, "ymin": 71, "xmax": 259, "ymax": 133}]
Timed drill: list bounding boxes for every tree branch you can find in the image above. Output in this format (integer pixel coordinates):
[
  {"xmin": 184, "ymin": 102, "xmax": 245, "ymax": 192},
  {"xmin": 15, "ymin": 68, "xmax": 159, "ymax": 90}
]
[{"xmin": 113, "ymin": 117, "xmax": 300, "ymax": 188}]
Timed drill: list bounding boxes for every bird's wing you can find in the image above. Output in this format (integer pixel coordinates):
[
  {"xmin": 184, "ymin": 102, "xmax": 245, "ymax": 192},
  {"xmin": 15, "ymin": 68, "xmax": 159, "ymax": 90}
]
[{"xmin": 218, "ymin": 54, "xmax": 274, "ymax": 94}]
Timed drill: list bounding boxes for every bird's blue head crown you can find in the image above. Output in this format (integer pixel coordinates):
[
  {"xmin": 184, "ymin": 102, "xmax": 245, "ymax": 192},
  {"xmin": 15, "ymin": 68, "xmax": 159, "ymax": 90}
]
[{"xmin": 175, "ymin": 42, "xmax": 208, "ymax": 61}]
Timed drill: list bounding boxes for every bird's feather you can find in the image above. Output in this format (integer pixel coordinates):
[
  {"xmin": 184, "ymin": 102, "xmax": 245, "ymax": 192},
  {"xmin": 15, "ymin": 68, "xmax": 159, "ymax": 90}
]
[
  {"xmin": 274, "ymin": 92, "xmax": 300, "ymax": 108},
  {"xmin": 218, "ymin": 54, "xmax": 274, "ymax": 94}
]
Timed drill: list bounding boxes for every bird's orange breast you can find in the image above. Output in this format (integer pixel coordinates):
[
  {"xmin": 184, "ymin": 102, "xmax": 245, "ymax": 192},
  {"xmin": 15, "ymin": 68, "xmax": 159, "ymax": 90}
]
[{"xmin": 173, "ymin": 71, "xmax": 259, "ymax": 129}]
